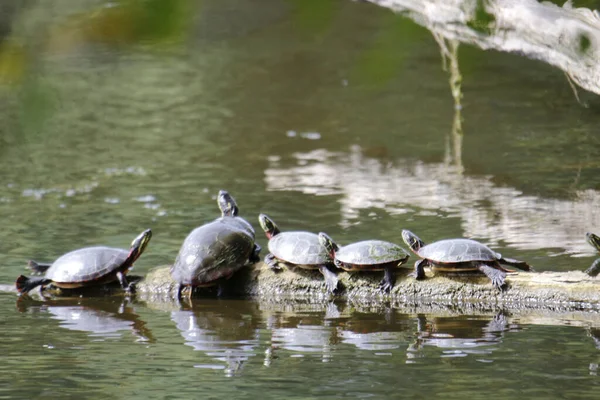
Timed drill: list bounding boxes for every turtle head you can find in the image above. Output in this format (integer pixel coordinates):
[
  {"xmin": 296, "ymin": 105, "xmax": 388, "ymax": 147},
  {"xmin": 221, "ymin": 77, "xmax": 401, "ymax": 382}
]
[
  {"xmin": 217, "ymin": 190, "xmax": 239, "ymax": 217},
  {"xmin": 258, "ymin": 214, "xmax": 280, "ymax": 239},
  {"xmin": 401, "ymin": 230, "xmax": 425, "ymax": 254},
  {"xmin": 318, "ymin": 232, "xmax": 339, "ymax": 258},
  {"xmin": 128, "ymin": 229, "xmax": 152, "ymax": 262},
  {"xmin": 587, "ymin": 232, "xmax": 600, "ymax": 251}
]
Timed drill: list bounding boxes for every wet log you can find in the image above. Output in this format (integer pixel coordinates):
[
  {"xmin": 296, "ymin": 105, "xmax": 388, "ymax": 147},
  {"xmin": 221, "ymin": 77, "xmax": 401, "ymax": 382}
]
[
  {"xmin": 366, "ymin": 0, "xmax": 600, "ymax": 96},
  {"xmin": 134, "ymin": 262, "xmax": 600, "ymax": 312}
]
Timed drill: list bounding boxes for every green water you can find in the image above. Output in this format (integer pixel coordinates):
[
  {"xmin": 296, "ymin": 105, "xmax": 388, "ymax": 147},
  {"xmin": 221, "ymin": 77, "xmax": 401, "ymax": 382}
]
[{"xmin": 1, "ymin": 0, "xmax": 600, "ymax": 398}]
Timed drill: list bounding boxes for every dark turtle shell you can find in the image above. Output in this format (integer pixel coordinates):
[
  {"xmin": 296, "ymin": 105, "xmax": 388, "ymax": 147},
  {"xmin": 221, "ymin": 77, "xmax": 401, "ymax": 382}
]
[
  {"xmin": 417, "ymin": 239, "xmax": 498, "ymax": 264},
  {"xmin": 45, "ymin": 246, "xmax": 131, "ymax": 284},
  {"xmin": 268, "ymin": 231, "xmax": 331, "ymax": 266},
  {"xmin": 335, "ymin": 240, "xmax": 409, "ymax": 267},
  {"xmin": 171, "ymin": 216, "xmax": 256, "ymax": 286}
]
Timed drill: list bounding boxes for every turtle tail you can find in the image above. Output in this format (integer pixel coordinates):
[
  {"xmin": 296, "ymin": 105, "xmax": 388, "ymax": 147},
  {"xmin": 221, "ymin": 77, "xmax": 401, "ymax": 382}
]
[
  {"xmin": 28, "ymin": 260, "xmax": 51, "ymax": 274},
  {"xmin": 15, "ymin": 275, "xmax": 50, "ymax": 294}
]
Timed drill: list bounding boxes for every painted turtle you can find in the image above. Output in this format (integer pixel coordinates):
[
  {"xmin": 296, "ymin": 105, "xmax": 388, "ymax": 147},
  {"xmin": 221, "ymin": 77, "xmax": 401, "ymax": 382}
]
[
  {"xmin": 171, "ymin": 190, "xmax": 261, "ymax": 299},
  {"xmin": 258, "ymin": 213, "xmax": 338, "ymax": 293},
  {"xmin": 318, "ymin": 232, "xmax": 410, "ymax": 292},
  {"xmin": 401, "ymin": 229, "xmax": 532, "ymax": 290},
  {"xmin": 15, "ymin": 229, "xmax": 152, "ymax": 295},
  {"xmin": 585, "ymin": 232, "xmax": 600, "ymax": 277}
]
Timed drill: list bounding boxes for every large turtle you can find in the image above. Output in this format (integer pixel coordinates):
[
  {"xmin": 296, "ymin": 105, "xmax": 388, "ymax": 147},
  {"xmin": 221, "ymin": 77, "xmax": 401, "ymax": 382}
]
[
  {"xmin": 318, "ymin": 232, "xmax": 410, "ymax": 292},
  {"xmin": 585, "ymin": 232, "xmax": 600, "ymax": 277},
  {"xmin": 258, "ymin": 213, "xmax": 338, "ymax": 293},
  {"xmin": 171, "ymin": 190, "xmax": 261, "ymax": 299},
  {"xmin": 401, "ymin": 229, "xmax": 532, "ymax": 290},
  {"xmin": 15, "ymin": 229, "xmax": 152, "ymax": 295}
]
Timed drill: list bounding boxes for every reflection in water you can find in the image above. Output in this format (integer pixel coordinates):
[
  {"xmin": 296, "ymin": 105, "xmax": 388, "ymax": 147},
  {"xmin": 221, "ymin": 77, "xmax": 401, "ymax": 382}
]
[
  {"xmin": 16, "ymin": 297, "xmax": 153, "ymax": 342},
  {"xmin": 410, "ymin": 314, "xmax": 510, "ymax": 360},
  {"xmin": 265, "ymin": 146, "xmax": 600, "ymax": 256},
  {"xmin": 336, "ymin": 309, "xmax": 412, "ymax": 351},
  {"xmin": 268, "ymin": 303, "xmax": 340, "ymax": 363},
  {"xmin": 272, "ymin": 325, "xmax": 334, "ymax": 359},
  {"xmin": 170, "ymin": 301, "xmax": 260, "ymax": 376},
  {"xmin": 367, "ymin": 0, "xmax": 600, "ymax": 96},
  {"xmin": 436, "ymin": 36, "xmax": 464, "ymax": 175}
]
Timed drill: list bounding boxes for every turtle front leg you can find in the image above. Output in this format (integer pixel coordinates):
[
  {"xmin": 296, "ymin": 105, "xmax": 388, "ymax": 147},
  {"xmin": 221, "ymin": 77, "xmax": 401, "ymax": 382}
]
[
  {"xmin": 585, "ymin": 258, "xmax": 600, "ymax": 277},
  {"xmin": 249, "ymin": 243, "xmax": 262, "ymax": 264},
  {"xmin": 478, "ymin": 264, "xmax": 507, "ymax": 290},
  {"xmin": 379, "ymin": 266, "xmax": 396, "ymax": 293},
  {"xmin": 318, "ymin": 265, "xmax": 339, "ymax": 294},
  {"xmin": 116, "ymin": 271, "xmax": 135, "ymax": 293},
  {"xmin": 264, "ymin": 253, "xmax": 283, "ymax": 271},
  {"xmin": 499, "ymin": 257, "xmax": 533, "ymax": 271},
  {"xmin": 409, "ymin": 259, "xmax": 428, "ymax": 280}
]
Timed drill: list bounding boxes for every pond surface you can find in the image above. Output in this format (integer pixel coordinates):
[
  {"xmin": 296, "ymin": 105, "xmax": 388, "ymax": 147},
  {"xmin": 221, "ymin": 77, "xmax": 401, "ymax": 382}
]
[{"xmin": 1, "ymin": 0, "xmax": 600, "ymax": 398}]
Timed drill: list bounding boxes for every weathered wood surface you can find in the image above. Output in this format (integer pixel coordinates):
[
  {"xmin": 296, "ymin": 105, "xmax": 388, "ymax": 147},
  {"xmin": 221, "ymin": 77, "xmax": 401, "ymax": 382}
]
[
  {"xmin": 367, "ymin": 0, "xmax": 600, "ymax": 96},
  {"xmin": 134, "ymin": 262, "xmax": 600, "ymax": 312}
]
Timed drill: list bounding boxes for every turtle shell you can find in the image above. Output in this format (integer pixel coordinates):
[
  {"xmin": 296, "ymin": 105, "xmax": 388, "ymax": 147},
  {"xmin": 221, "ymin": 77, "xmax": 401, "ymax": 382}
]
[
  {"xmin": 45, "ymin": 246, "xmax": 130, "ymax": 283},
  {"xmin": 268, "ymin": 231, "xmax": 331, "ymax": 266},
  {"xmin": 417, "ymin": 239, "xmax": 498, "ymax": 263},
  {"xmin": 171, "ymin": 216, "xmax": 255, "ymax": 286},
  {"xmin": 335, "ymin": 240, "xmax": 409, "ymax": 266}
]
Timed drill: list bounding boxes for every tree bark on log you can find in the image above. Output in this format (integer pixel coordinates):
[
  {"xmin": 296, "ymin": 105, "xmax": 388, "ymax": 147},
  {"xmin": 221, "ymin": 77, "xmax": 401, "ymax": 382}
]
[
  {"xmin": 366, "ymin": 0, "xmax": 600, "ymax": 96},
  {"xmin": 134, "ymin": 262, "xmax": 600, "ymax": 312}
]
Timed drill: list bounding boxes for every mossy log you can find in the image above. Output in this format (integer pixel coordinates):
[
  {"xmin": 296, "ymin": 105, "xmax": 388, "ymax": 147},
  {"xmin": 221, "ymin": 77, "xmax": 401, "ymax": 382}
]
[{"xmin": 134, "ymin": 262, "xmax": 600, "ymax": 312}]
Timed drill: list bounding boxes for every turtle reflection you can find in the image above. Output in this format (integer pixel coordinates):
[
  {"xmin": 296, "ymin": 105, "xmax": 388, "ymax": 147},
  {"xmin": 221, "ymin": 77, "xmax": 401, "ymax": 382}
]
[
  {"xmin": 16, "ymin": 297, "xmax": 153, "ymax": 342},
  {"xmin": 266, "ymin": 302, "xmax": 340, "ymax": 363},
  {"xmin": 410, "ymin": 313, "xmax": 511, "ymax": 359},
  {"xmin": 170, "ymin": 300, "xmax": 261, "ymax": 376},
  {"xmin": 336, "ymin": 309, "xmax": 414, "ymax": 351}
]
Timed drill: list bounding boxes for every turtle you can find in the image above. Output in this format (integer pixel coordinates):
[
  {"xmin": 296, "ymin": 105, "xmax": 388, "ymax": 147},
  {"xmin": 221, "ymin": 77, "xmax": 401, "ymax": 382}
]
[
  {"xmin": 585, "ymin": 232, "xmax": 600, "ymax": 277},
  {"xmin": 401, "ymin": 229, "xmax": 532, "ymax": 290},
  {"xmin": 318, "ymin": 232, "xmax": 410, "ymax": 293},
  {"xmin": 170, "ymin": 190, "xmax": 261, "ymax": 299},
  {"xmin": 15, "ymin": 228, "xmax": 152, "ymax": 295},
  {"xmin": 258, "ymin": 213, "xmax": 338, "ymax": 293}
]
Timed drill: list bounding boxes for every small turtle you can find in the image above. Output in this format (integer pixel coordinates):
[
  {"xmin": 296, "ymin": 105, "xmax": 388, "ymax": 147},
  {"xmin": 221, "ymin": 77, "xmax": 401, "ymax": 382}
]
[
  {"xmin": 171, "ymin": 190, "xmax": 261, "ymax": 299},
  {"xmin": 15, "ymin": 229, "xmax": 152, "ymax": 295},
  {"xmin": 318, "ymin": 232, "xmax": 410, "ymax": 292},
  {"xmin": 585, "ymin": 232, "xmax": 600, "ymax": 277},
  {"xmin": 401, "ymin": 229, "xmax": 532, "ymax": 290},
  {"xmin": 258, "ymin": 214, "xmax": 338, "ymax": 293}
]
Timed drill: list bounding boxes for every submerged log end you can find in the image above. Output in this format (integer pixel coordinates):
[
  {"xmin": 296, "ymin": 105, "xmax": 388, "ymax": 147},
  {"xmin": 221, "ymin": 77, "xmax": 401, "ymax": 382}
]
[{"xmin": 135, "ymin": 263, "xmax": 600, "ymax": 309}]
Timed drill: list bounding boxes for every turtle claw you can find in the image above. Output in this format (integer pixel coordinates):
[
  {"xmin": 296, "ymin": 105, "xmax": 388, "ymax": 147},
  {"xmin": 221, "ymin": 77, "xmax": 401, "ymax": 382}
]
[
  {"xmin": 490, "ymin": 276, "xmax": 507, "ymax": 291},
  {"xmin": 264, "ymin": 253, "xmax": 283, "ymax": 271},
  {"xmin": 379, "ymin": 267, "xmax": 395, "ymax": 293},
  {"xmin": 409, "ymin": 271, "xmax": 422, "ymax": 280},
  {"xmin": 478, "ymin": 264, "xmax": 507, "ymax": 291},
  {"xmin": 319, "ymin": 265, "xmax": 340, "ymax": 294},
  {"xmin": 379, "ymin": 280, "xmax": 393, "ymax": 293},
  {"xmin": 325, "ymin": 278, "xmax": 340, "ymax": 294}
]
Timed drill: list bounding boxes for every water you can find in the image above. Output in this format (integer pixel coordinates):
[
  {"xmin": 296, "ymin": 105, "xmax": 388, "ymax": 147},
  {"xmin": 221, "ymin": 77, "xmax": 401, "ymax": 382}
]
[
  {"xmin": 3, "ymin": 295, "xmax": 600, "ymax": 399},
  {"xmin": 1, "ymin": 0, "xmax": 600, "ymax": 398}
]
